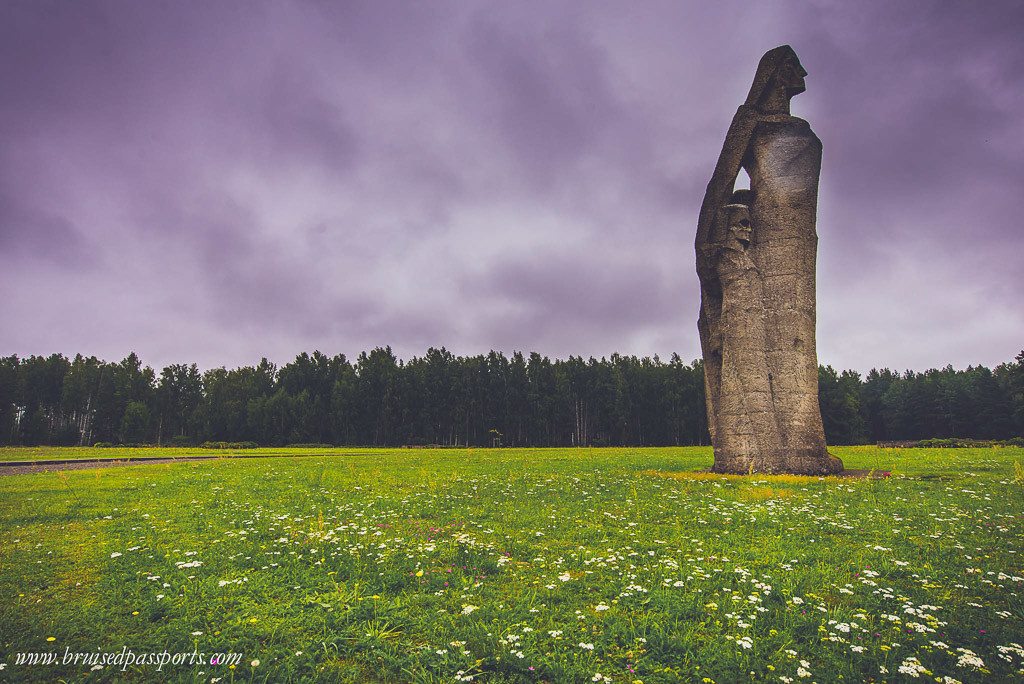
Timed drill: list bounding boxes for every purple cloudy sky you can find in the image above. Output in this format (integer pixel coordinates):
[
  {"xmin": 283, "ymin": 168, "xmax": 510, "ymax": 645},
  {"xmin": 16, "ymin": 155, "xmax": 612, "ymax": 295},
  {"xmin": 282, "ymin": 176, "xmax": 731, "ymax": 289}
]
[{"xmin": 2, "ymin": 0, "xmax": 1022, "ymax": 374}]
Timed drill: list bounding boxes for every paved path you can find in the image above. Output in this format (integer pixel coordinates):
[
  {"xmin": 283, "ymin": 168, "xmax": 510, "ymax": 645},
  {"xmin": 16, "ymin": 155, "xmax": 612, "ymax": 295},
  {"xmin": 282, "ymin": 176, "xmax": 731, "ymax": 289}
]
[{"xmin": 0, "ymin": 453, "xmax": 347, "ymax": 476}]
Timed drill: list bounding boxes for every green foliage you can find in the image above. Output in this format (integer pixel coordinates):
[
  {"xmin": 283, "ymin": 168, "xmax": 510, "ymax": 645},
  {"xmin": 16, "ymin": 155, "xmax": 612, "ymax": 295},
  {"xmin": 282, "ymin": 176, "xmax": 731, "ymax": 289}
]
[
  {"xmin": 902, "ymin": 437, "xmax": 1024, "ymax": 448},
  {"xmin": 818, "ymin": 365, "xmax": 868, "ymax": 444},
  {"xmin": 3, "ymin": 349, "xmax": 1024, "ymax": 449},
  {"xmin": 120, "ymin": 401, "xmax": 151, "ymax": 444},
  {"xmin": 917, "ymin": 438, "xmax": 988, "ymax": 448},
  {"xmin": 199, "ymin": 441, "xmax": 259, "ymax": 449}
]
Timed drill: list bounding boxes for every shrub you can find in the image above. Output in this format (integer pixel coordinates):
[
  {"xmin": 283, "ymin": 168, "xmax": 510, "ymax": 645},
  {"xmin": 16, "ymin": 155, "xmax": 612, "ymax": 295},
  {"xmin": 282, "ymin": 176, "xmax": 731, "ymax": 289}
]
[{"xmin": 913, "ymin": 438, "xmax": 1015, "ymax": 449}]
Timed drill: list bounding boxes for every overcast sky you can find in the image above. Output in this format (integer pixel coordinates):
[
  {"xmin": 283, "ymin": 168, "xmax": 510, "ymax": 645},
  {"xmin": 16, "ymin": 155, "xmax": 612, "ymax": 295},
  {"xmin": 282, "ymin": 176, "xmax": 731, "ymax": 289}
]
[{"xmin": 2, "ymin": 0, "xmax": 1022, "ymax": 375}]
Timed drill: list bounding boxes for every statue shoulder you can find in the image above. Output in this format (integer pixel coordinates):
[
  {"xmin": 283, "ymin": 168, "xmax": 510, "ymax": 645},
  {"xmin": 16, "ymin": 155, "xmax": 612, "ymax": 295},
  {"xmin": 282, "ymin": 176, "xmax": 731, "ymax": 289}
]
[
  {"xmin": 752, "ymin": 115, "xmax": 816, "ymax": 138},
  {"xmin": 758, "ymin": 112, "xmax": 808, "ymax": 125}
]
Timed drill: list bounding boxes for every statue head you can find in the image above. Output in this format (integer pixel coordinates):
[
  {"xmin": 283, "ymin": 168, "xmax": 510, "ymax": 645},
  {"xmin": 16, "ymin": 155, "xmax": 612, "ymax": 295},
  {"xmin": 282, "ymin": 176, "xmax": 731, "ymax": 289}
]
[
  {"xmin": 709, "ymin": 189, "xmax": 754, "ymax": 249},
  {"xmin": 723, "ymin": 203, "xmax": 752, "ymax": 249},
  {"xmin": 744, "ymin": 45, "xmax": 807, "ymax": 114}
]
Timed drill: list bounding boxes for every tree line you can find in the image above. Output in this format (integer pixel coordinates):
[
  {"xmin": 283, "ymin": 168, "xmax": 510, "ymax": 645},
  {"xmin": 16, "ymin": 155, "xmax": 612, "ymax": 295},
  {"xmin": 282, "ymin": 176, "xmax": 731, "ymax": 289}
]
[{"xmin": 1, "ymin": 348, "xmax": 1022, "ymax": 448}]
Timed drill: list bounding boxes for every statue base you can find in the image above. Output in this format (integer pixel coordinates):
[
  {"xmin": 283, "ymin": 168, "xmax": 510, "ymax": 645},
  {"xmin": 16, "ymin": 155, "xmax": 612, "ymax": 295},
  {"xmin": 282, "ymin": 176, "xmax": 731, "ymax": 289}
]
[{"xmin": 711, "ymin": 452, "xmax": 844, "ymax": 476}]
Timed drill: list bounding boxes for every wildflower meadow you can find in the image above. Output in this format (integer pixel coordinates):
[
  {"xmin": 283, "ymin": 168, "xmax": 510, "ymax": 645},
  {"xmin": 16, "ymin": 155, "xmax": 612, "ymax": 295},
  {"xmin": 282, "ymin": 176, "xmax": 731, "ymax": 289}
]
[{"xmin": 1, "ymin": 446, "xmax": 1022, "ymax": 682}]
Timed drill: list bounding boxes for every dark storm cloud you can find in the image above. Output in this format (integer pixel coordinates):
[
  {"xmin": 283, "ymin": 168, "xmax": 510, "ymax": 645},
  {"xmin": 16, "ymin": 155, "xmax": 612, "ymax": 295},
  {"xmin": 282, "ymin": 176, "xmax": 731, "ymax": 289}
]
[
  {"xmin": 247, "ymin": 73, "xmax": 361, "ymax": 176},
  {"xmin": 464, "ymin": 18, "xmax": 629, "ymax": 189},
  {"xmin": 803, "ymin": 2, "xmax": 1024, "ymax": 230},
  {"xmin": 1, "ymin": 0, "xmax": 1022, "ymax": 374},
  {"xmin": 783, "ymin": 1, "xmax": 1024, "ymax": 370},
  {"xmin": 0, "ymin": 186, "xmax": 94, "ymax": 269},
  {"xmin": 473, "ymin": 251, "xmax": 676, "ymax": 334}
]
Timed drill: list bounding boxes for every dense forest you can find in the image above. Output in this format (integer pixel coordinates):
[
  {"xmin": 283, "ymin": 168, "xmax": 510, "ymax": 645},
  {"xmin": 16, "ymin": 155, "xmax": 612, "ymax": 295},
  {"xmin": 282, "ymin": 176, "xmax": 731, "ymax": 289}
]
[{"xmin": 1, "ymin": 348, "xmax": 1022, "ymax": 448}]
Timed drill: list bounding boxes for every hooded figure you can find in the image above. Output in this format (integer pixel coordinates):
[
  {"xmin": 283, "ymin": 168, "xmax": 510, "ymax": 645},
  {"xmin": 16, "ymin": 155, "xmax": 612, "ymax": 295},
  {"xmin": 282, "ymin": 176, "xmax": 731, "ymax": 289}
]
[{"xmin": 696, "ymin": 46, "xmax": 842, "ymax": 475}]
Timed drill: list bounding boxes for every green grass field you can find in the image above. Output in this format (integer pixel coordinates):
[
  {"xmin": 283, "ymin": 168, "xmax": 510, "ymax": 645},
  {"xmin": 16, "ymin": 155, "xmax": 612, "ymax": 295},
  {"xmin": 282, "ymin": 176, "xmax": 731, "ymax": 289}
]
[{"xmin": 1, "ymin": 446, "xmax": 1022, "ymax": 683}]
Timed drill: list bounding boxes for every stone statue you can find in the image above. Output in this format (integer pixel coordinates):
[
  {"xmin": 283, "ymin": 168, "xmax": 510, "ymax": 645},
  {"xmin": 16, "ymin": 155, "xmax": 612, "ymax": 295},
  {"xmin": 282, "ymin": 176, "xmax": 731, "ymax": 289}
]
[{"xmin": 696, "ymin": 45, "xmax": 843, "ymax": 475}]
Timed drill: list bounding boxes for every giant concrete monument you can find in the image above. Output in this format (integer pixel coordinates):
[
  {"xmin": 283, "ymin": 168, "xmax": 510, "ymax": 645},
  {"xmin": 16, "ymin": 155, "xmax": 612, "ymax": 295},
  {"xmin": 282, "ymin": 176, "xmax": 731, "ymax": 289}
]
[{"xmin": 696, "ymin": 45, "xmax": 843, "ymax": 475}]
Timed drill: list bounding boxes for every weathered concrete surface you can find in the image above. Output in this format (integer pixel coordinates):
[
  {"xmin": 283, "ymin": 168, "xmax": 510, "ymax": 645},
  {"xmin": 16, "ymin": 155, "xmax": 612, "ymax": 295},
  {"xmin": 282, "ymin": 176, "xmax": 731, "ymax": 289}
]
[{"xmin": 696, "ymin": 46, "xmax": 842, "ymax": 475}]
